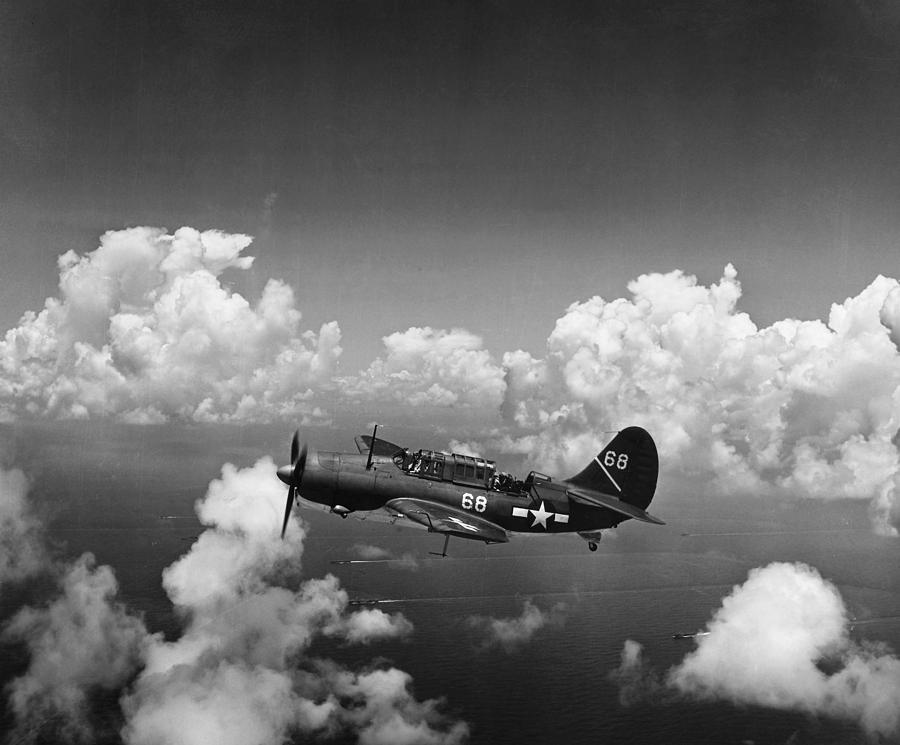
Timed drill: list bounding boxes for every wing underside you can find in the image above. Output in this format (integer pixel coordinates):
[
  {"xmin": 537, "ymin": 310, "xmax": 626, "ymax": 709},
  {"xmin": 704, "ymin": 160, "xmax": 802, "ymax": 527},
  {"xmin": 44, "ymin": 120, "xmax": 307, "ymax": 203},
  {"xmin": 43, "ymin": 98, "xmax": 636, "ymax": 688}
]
[
  {"xmin": 567, "ymin": 488, "xmax": 666, "ymax": 524},
  {"xmin": 385, "ymin": 498, "xmax": 509, "ymax": 543},
  {"xmin": 296, "ymin": 496, "xmax": 418, "ymax": 527}
]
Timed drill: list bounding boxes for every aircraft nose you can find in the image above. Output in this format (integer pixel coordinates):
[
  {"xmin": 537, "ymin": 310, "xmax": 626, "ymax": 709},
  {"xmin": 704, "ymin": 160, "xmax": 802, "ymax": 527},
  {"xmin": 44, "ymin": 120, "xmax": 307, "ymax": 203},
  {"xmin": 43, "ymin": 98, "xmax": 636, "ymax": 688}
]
[{"xmin": 276, "ymin": 465, "xmax": 293, "ymax": 485}]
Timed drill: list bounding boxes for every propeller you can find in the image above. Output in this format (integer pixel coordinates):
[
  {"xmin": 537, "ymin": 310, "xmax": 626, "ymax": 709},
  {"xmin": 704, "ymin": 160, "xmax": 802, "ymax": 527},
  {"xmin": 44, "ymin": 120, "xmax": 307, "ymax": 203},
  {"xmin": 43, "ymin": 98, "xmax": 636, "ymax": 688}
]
[{"xmin": 277, "ymin": 430, "xmax": 307, "ymax": 539}]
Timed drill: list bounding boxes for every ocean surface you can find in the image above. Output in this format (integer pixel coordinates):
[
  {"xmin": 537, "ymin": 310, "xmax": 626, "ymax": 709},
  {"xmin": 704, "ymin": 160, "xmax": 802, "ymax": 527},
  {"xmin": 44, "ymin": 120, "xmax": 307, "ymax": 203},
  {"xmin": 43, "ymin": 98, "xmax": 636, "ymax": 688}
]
[{"xmin": 2, "ymin": 422, "xmax": 899, "ymax": 745}]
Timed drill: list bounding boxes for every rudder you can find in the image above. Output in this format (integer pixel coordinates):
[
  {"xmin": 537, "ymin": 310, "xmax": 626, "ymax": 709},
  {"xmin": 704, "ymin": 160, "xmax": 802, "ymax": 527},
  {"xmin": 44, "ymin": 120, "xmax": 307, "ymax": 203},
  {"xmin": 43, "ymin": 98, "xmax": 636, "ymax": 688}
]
[{"xmin": 566, "ymin": 427, "xmax": 658, "ymax": 510}]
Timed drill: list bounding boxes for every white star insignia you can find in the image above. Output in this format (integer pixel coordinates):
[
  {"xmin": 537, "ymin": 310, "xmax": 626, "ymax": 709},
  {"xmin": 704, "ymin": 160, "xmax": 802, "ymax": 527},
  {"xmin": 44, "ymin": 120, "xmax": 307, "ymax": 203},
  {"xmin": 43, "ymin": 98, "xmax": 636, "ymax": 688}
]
[{"xmin": 529, "ymin": 501, "xmax": 553, "ymax": 530}]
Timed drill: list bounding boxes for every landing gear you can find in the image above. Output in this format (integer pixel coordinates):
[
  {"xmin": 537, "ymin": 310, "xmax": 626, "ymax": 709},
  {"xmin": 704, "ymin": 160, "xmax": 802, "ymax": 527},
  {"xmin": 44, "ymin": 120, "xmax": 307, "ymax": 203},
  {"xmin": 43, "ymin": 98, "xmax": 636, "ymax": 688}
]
[
  {"xmin": 429, "ymin": 534, "xmax": 451, "ymax": 558},
  {"xmin": 581, "ymin": 532, "xmax": 602, "ymax": 552}
]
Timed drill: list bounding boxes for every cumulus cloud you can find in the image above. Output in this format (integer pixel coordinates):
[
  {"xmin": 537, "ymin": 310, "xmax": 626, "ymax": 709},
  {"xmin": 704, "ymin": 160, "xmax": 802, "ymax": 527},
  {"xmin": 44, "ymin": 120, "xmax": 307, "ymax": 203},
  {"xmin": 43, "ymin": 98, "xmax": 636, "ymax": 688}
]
[
  {"xmin": 342, "ymin": 326, "xmax": 506, "ymax": 410},
  {"xmin": 467, "ymin": 598, "xmax": 567, "ymax": 652},
  {"xmin": 0, "ymin": 226, "xmax": 341, "ymax": 423},
  {"xmin": 3, "ymin": 555, "xmax": 152, "ymax": 743},
  {"xmin": 329, "ymin": 605, "xmax": 415, "ymax": 645},
  {"xmin": 123, "ymin": 663, "xmax": 312, "ymax": 745},
  {"xmin": 313, "ymin": 664, "xmax": 470, "ymax": 745},
  {"xmin": 0, "ymin": 467, "xmax": 48, "ymax": 586},
  {"xmin": 122, "ymin": 457, "xmax": 463, "ymax": 745},
  {"xmin": 880, "ymin": 286, "xmax": 900, "ymax": 350},
  {"xmin": 159, "ymin": 457, "xmax": 305, "ymax": 611},
  {"xmin": 491, "ymin": 266, "xmax": 900, "ymax": 534},
  {"xmin": 1, "ymin": 469, "xmax": 147, "ymax": 743},
  {"xmin": 0, "ymin": 226, "xmax": 508, "ymax": 423},
  {"xmin": 613, "ymin": 562, "xmax": 900, "ymax": 739},
  {"xmin": 4, "ymin": 228, "xmax": 900, "ymax": 532},
  {"xmin": 2, "ymin": 459, "xmax": 468, "ymax": 744}
]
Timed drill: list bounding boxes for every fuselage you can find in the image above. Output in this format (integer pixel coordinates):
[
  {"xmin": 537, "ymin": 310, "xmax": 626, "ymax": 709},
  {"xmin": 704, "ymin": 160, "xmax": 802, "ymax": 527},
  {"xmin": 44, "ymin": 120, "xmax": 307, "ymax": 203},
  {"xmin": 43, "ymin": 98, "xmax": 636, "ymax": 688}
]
[{"xmin": 286, "ymin": 448, "xmax": 625, "ymax": 535}]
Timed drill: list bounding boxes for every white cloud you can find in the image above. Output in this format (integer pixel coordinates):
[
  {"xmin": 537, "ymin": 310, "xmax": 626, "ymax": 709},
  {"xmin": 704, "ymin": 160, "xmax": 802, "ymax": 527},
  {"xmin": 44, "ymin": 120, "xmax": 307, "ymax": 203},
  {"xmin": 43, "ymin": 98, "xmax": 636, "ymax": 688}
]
[
  {"xmin": 667, "ymin": 562, "xmax": 850, "ymax": 705},
  {"xmin": 4, "ymin": 228, "xmax": 900, "ymax": 533},
  {"xmin": 609, "ymin": 639, "xmax": 663, "ymax": 707},
  {"xmin": 122, "ymin": 663, "xmax": 311, "ymax": 745},
  {"xmin": 489, "ymin": 267, "xmax": 900, "ymax": 534},
  {"xmin": 467, "ymin": 598, "xmax": 566, "ymax": 652},
  {"xmin": 329, "ymin": 607, "xmax": 415, "ymax": 645},
  {"xmin": 0, "ymin": 227, "xmax": 341, "ymax": 423},
  {"xmin": 160, "ymin": 457, "xmax": 305, "ymax": 612},
  {"xmin": 3, "ymin": 554, "xmax": 152, "ymax": 743},
  {"xmin": 2, "ymin": 459, "xmax": 468, "ymax": 745},
  {"xmin": 122, "ymin": 457, "xmax": 465, "ymax": 745},
  {"xmin": 0, "ymin": 467, "xmax": 47, "ymax": 586},
  {"xmin": 612, "ymin": 562, "xmax": 900, "ymax": 740},
  {"xmin": 318, "ymin": 664, "xmax": 470, "ymax": 745},
  {"xmin": 881, "ymin": 286, "xmax": 900, "ymax": 350},
  {"xmin": 0, "ymin": 227, "xmax": 509, "ymax": 423},
  {"xmin": 341, "ymin": 326, "xmax": 506, "ymax": 410}
]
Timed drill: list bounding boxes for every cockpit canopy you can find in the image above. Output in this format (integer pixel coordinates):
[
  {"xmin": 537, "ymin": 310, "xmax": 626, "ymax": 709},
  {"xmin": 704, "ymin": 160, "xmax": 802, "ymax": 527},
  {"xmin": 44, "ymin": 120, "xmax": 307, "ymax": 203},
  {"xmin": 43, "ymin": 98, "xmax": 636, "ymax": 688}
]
[{"xmin": 396, "ymin": 449, "xmax": 497, "ymax": 489}]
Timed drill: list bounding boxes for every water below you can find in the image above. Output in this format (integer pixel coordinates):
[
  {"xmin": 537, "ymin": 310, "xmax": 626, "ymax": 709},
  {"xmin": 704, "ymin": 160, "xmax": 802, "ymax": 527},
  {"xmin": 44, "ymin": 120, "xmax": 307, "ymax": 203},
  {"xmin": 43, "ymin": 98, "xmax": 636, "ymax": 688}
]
[{"xmin": 2, "ymin": 422, "xmax": 898, "ymax": 744}]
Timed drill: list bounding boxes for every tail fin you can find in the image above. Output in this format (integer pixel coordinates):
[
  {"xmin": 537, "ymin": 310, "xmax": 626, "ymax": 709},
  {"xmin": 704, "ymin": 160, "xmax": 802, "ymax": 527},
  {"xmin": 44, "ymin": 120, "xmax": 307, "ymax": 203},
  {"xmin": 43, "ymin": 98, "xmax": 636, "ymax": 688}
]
[{"xmin": 566, "ymin": 427, "xmax": 658, "ymax": 510}]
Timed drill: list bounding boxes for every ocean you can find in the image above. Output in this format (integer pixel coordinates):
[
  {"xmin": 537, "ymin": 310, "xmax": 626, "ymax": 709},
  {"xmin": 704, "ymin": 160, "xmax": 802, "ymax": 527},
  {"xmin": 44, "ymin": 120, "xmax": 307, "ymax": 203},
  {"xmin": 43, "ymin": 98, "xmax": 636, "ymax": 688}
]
[{"xmin": 2, "ymin": 421, "xmax": 898, "ymax": 745}]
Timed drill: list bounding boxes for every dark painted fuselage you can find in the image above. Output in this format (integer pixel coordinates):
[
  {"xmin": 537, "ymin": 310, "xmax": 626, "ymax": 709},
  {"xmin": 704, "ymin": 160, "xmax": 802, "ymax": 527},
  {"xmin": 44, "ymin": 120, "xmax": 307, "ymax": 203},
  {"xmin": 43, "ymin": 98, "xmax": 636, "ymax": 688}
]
[{"xmin": 297, "ymin": 450, "xmax": 623, "ymax": 535}]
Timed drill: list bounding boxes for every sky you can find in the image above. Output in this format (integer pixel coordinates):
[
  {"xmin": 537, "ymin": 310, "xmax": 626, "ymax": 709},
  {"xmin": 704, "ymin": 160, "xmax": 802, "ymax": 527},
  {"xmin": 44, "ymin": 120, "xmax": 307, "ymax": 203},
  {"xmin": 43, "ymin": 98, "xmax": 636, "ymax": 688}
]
[
  {"xmin": 3, "ymin": 5, "xmax": 900, "ymax": 742},
  {"xmin": 4, "ymin": 0, "xmax": 900, "ymax": 370},
  {"xmin": 2, "ymin": 1, "xmax": 900, "ymax": 534}
]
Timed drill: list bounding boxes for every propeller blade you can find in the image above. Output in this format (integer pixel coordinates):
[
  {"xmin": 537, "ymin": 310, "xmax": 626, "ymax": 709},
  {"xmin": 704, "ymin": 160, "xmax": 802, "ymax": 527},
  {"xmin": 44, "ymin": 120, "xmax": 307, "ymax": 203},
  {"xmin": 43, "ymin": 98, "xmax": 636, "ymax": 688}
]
[
  {"xmin": 281, "ymin": 485, "xmax": 295, "ymax": 539},
  {"xmin": 290, "ymin": 430, "xmax": 300, "ymax": 466},
  {"xmin": 281, "ymin": 436, "xmax": 308, "ymax": 540},
  {"xmin": 295, "ymin": 443, "xmax": 308, "ymax": 483}
]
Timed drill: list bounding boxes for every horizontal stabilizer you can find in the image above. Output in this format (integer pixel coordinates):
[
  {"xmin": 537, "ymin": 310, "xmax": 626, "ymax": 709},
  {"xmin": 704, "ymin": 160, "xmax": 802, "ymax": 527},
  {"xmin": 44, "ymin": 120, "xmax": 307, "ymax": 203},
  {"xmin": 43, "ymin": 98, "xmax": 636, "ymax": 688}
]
[
  {"xmin": 567, "ymin": 488, "xmax": 665, "ymax": 525},
  {"xmin": 386, "ymin": 498, "xmax": 509, "ymax": 543},
  {"xmin": 355, "ymin": 435, "xmax": 405, "ymax": 457}
]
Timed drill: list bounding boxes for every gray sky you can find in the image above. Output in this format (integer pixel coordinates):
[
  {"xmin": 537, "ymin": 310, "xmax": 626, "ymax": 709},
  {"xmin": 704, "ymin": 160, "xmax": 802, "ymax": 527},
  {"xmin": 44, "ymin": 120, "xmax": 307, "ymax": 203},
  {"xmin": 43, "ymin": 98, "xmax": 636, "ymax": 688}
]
[{"xmin": 3, "ymin": 0, "xmax": 900, "ymax": 370}]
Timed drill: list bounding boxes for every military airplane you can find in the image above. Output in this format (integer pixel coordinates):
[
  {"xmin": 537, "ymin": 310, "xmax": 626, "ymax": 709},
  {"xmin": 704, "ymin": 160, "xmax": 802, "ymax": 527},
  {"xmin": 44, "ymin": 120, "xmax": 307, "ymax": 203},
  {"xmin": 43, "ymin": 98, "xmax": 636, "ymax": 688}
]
[{"xmin": 276, "ymin": 425, "xmax": 664, "ymax": 555}]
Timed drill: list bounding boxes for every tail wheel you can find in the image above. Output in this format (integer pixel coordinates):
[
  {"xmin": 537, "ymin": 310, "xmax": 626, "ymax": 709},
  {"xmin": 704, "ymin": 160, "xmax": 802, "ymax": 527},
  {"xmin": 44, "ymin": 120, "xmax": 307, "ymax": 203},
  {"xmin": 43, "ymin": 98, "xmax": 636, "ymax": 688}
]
[{"xmin": 588, "ymin": 542, "xmax": 598, "ymax": 552}]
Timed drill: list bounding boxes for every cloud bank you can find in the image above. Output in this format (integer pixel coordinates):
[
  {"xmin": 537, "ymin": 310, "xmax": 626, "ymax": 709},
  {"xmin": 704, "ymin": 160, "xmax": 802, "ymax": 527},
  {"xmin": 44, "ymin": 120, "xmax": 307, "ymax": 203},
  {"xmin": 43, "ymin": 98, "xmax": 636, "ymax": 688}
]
[
  {"xmin": 341, "ymin": 326, "xmax": 506, "ymax": 410},
  {"xmin": 0, "ymin": 227, "xmax": 505, "ymax": 422},
  {"xmin": 493, "ymin": 266, "xmax": 900, "ymax": 534},
  {"xmin": 613, "ymin": 562, "xmax": 900, "ymax": 740},
  {"xmin": 0, "ymin": 227, "xmax": 341, "ymax": 423},
  {"xmin": 2, "ymin": 460, "xmax": 469, "ymax": 745},
  {"xmin": 2, "ymin": 227, "xmax": 900, "ymax": 532}
]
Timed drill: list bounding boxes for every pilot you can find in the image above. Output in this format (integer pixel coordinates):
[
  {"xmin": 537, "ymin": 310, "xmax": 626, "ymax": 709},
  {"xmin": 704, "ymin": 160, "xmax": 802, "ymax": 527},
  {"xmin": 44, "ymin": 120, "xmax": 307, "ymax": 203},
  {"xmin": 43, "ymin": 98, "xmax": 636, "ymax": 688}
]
[{"xmin": 411, "ymin": 454, "xmax": 423, "ymax": 474}]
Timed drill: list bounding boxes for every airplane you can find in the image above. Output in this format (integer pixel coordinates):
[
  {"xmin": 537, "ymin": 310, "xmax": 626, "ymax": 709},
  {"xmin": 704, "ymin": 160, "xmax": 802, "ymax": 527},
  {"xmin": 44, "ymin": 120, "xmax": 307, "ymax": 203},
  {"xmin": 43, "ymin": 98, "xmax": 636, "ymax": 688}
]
[{"xmin": 276, "ymin": 425, "xmax": 664, "ymax": 555}]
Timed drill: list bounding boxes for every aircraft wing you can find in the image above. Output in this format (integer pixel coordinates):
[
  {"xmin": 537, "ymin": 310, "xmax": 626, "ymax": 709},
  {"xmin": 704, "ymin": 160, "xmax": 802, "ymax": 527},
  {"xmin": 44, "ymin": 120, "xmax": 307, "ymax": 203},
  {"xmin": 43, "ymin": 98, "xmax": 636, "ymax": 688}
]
[
  {"xmin": 567, "ymin": 488, "xmax": 666, "ymax": 525},
  {"xmin": 385, "ymin": 498, "xmax": 509, "ymax": 543},
  {"xmin": 354, "ymin": 435, "xmax": 406, "ymax": 457}
]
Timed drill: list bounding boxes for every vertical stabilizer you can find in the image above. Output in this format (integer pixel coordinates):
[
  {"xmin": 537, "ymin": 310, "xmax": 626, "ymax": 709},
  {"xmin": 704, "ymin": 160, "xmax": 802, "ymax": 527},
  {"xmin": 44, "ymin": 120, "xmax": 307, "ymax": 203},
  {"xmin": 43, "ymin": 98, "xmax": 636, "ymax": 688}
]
[{"xmin": 566, "ymin": 427, "xmax": 658, "ymax": 510}]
